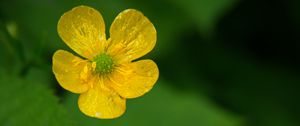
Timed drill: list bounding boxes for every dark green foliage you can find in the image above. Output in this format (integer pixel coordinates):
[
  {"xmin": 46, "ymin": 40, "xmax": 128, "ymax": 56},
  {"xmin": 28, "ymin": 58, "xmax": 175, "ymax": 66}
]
[{"xmin": 0, "ymin": 72, "xmax": 74, "ymax": 126}]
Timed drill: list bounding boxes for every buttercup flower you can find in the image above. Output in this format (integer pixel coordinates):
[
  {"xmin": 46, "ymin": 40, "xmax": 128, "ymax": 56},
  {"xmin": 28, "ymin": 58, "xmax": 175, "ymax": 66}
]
[{"xmin": 52, "ymin": 5, "xmax": 158, "ymax": 119}]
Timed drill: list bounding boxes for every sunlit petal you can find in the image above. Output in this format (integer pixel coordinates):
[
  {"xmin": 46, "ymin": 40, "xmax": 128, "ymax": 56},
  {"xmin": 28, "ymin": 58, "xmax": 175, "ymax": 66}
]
[
  {"xmin": 108, "ymin": 9, "xmax": 156, "ymax": 63},
  {"xmin": 78, "ymin": 76, "xmax": 126, "ymax": 119},
  {"xmin": 58, "ymin": 5, "xmax": 107, "ymax": 59},
  {"xmin": 52, "ymin": 50, "xmax": 91, "ymax": 93},
  {"xmin": 108, "ymin": 60, "xmax": 159, "ymax": 98}
]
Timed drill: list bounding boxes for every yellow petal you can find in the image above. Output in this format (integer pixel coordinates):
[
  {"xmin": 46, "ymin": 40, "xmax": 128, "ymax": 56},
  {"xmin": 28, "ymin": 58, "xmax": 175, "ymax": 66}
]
[
  {"xmin": 78, "ymin": 76, "xmax": 126, "ymax": 119},
  {"xmin": 107, "ymin": 9, "xmax": 156, "ymax": 62},
  {"xmin": 52, "ymin": 50, "xmax": 91, "ymax": 93},
  {"xmin": 57, "ymin": 5, "xmax": 106, "ymax": 59},
  {"xmin": 108, "ymin": 60, "xmax": 159, "ymax": 99}
]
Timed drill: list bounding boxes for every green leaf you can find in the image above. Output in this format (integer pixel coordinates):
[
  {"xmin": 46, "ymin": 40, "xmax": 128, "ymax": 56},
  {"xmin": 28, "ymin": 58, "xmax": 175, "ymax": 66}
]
[
  {"xmin": 64, "ymin": 80, "xmax": 243, "ymax": 126},
  {"xmin": 0, "ymin": 72, "xmax": 75, "ymax": 126}
]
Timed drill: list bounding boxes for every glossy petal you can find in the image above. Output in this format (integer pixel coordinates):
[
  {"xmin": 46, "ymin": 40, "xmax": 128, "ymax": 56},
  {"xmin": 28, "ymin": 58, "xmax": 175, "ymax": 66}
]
[
  {"xmin": 58, "ymin": 6, "xmax": 106, "ymax": 59},
  {"xmin": 78, "ymin": 76, "xmax": 126, "ymax": 119},
  {"xmin": 108, "ymin": 60, "xmax": 159, "ymax": 98},
  {"xmin": 52, "ymin": 50, "xmax": 91, "ymax": 93},
  {"xmin": 107, "ymin": 9, "xmax": 156, "ymax": 63}
]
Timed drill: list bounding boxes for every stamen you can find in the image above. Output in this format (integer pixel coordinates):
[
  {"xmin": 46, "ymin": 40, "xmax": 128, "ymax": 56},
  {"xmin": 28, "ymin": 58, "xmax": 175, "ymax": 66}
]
[{"xmin": 93, "ymin": 53, "xmax": 114, "ymax": 74}]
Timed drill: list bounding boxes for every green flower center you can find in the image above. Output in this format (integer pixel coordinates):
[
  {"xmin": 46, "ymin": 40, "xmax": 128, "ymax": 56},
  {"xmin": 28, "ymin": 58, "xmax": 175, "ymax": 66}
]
[{"xmin": 93, "ymin": 53, "xmax": 114, "ymax": 74}]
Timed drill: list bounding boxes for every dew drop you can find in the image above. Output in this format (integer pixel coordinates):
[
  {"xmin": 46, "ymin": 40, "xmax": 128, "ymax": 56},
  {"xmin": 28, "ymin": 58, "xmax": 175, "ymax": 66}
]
[{"xmin": 95, "ymin": 112, "xmax": 102, "ymax": 117}]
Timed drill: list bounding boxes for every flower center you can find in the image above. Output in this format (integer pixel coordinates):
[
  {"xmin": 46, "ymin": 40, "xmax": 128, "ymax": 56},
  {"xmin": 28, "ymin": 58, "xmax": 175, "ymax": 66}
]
[{"xmin": 93, "ymin": 53, "xmax": 114, "ymax": 74}]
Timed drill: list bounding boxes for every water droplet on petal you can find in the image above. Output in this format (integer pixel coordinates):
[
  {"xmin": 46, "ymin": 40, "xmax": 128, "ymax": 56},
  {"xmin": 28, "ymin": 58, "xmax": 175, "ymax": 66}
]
[{"xmin": 95, "ymin": 112, "xmax": 102, "ymax": 117}]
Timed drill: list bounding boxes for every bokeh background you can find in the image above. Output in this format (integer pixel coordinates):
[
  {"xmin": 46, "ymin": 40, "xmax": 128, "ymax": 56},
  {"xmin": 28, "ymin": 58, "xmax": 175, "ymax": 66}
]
[{"xmin": 1, "ymin": 0, "xmax": 300, "ymax": 126}]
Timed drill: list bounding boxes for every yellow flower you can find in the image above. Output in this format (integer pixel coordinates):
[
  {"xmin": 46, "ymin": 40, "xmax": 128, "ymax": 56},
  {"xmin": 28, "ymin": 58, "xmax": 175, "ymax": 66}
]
[{"xmin": 52, "ymin": 5, "xmax": 158, "ymax": 119}]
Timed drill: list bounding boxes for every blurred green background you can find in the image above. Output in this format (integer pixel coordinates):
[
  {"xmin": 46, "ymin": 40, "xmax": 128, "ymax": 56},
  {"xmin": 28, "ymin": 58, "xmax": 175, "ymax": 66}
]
[{"xmin": 1, "ymin": 0, "xmax": 300, "ymax": 126}]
